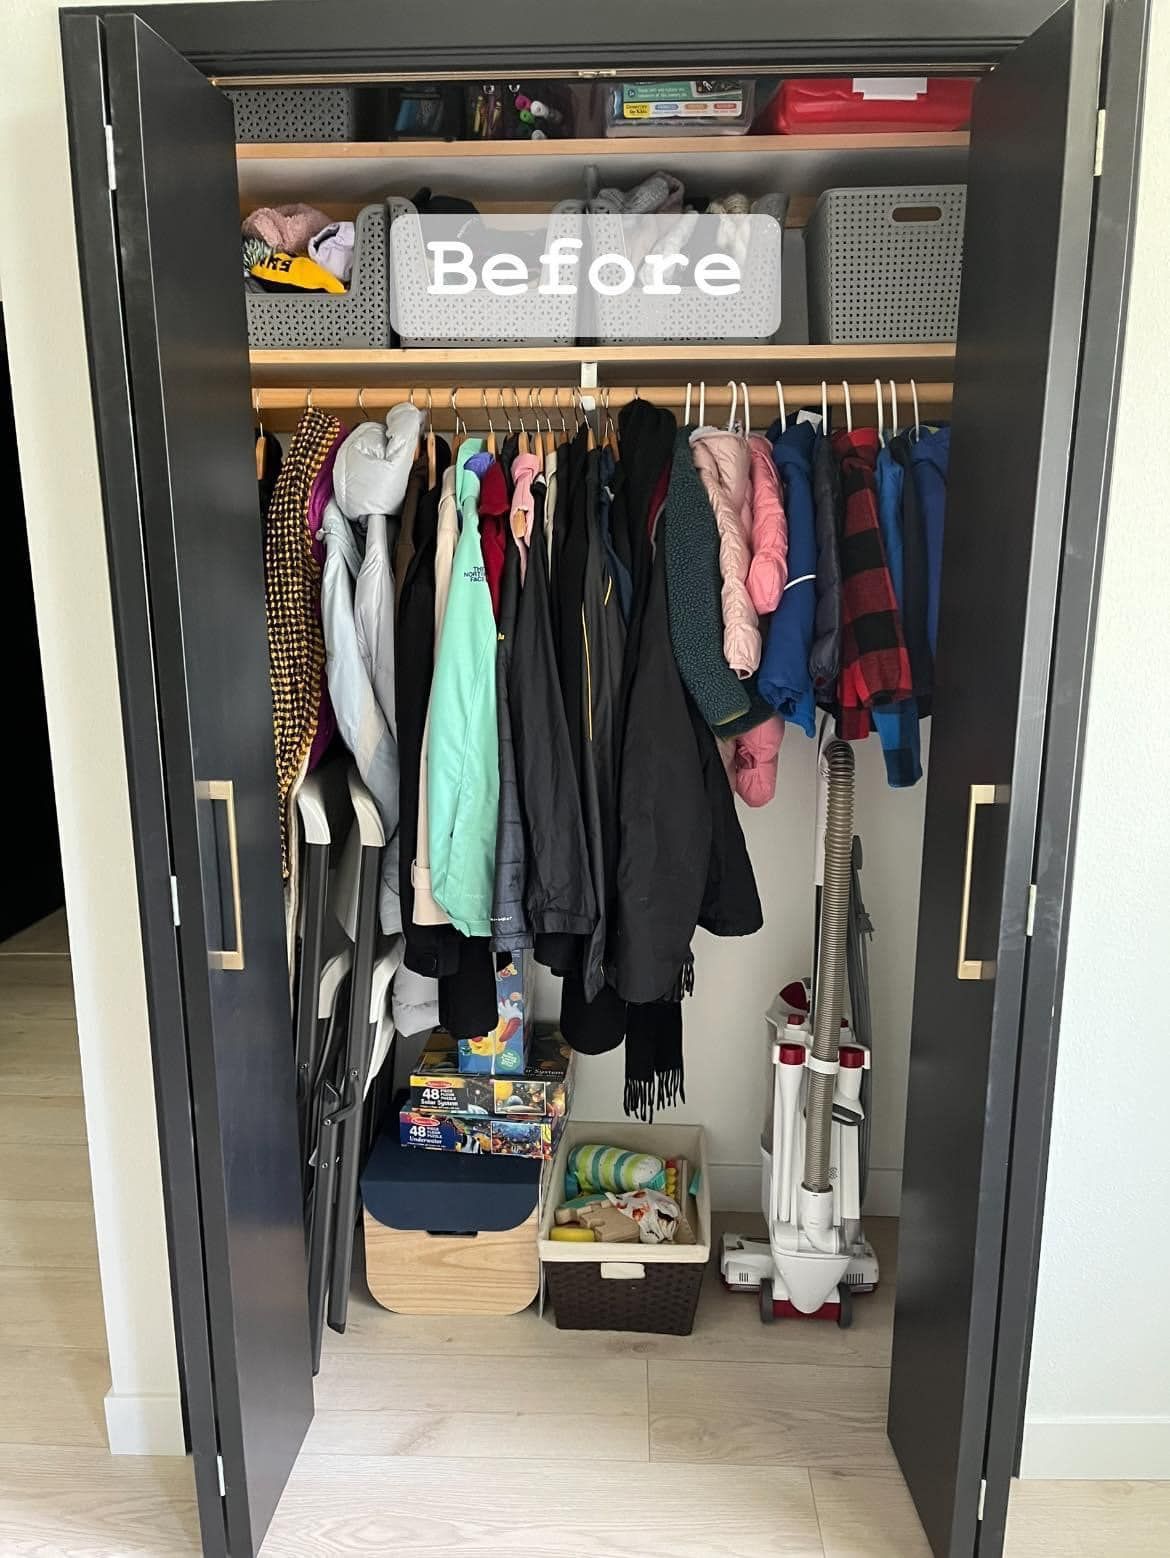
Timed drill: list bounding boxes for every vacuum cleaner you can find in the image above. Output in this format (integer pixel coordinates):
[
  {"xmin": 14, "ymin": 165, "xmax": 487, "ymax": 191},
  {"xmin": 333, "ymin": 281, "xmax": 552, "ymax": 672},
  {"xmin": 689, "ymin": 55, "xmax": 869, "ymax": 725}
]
[{"xmin": 721, "ymin": 734, "xmax": 880, "ymax": 1328}]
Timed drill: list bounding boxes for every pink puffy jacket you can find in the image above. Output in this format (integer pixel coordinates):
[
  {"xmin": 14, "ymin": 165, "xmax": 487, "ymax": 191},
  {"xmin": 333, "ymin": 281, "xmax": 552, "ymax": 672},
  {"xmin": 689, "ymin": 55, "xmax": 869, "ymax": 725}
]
[
  {"xmin": 745, "ymin": 434, "xmax": 788, "ymax": 614},
  {"xmin": 733, "ymin": 713, "xmax": 785, "ymax": 807},
  {"xmin": 689, "ymin": 429, "xmax": 760, "ymax": 677}
]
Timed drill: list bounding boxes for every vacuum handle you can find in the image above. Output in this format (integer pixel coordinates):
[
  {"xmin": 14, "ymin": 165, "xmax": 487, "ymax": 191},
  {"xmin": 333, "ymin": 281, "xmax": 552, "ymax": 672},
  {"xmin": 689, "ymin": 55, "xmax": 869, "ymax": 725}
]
[{"xmin": 957, "ymin": 783, "xmax": 1010, "ymax": 980}]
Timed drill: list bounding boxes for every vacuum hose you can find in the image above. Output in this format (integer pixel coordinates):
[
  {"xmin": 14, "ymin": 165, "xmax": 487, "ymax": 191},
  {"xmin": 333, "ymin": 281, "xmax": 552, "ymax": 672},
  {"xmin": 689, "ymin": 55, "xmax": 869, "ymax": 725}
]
[{"xmin": 804, "ymin": 739, "xmax": 855, "ymax": 1194}]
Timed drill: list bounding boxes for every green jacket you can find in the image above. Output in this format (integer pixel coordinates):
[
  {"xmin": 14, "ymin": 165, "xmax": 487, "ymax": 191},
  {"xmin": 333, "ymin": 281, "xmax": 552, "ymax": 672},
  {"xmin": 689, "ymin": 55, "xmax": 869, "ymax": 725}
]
[{"xmin": 427, "ymin": 440, "xmax": 499, "ymax": 937}]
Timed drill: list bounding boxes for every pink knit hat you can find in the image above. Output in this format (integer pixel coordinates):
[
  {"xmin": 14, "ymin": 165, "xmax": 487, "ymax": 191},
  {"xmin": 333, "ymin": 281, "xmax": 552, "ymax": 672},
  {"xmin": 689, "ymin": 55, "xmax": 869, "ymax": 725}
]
[{"xmin": 242, "ymin": 203, "xmax": 332, "ymax": 254}]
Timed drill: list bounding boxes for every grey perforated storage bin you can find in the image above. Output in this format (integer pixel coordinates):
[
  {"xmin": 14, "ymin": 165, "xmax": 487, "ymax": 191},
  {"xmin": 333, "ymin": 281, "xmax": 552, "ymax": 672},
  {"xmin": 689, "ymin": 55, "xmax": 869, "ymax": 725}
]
[
  {"xmin": 246, "ymin": 204, "xmax": 390, "ymax": 349},
  {"xmin": 806, "ymin": 184, "xmax": 966, "ymax": 343},
  {"xmin": 226, "ymin": 86, "xmax": 357, "ymax": 143},
  {"xmin": 585, "ymin": 203, "xmax": 789, "ymax": 346},
  {"xmin": 388, "ymin": 197, "xmax": 582, "ymax": 346}
]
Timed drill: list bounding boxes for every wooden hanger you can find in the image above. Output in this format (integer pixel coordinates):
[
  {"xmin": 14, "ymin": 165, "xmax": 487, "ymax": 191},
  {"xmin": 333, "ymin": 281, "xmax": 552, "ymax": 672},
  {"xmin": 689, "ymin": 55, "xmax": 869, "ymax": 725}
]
[
  {"xmin": 482, "ymin": 390, "xmax": 497, "ymax": 456},
  {"xmin": 532, "ymin": 389, "xmax": 546, "ymax": 462},
  {"xmin": 603, "ymin": 388, "xmax": 619, "ymax": 457},
  {"xmin": 253, "ymin": 390, "xmax": 266, "ymax": 481},
  {"xmin": 451, "ymin": 389, "xmax": 464, "ymax": 457},
  {"xmin": 517, "ymin": 388, "xmax": 530, "ymax": 457}
]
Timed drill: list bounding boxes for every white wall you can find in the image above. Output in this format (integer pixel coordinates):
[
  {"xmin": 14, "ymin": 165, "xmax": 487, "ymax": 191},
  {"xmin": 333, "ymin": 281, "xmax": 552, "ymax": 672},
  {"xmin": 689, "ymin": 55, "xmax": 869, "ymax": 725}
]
[
  {"xmin": 1020, "ymin": 4, "xmax": 1170, "ymax": 1482},
  {"xmin": 541, "ymin": 728, "xmax": 928, "ymax": 1215}
]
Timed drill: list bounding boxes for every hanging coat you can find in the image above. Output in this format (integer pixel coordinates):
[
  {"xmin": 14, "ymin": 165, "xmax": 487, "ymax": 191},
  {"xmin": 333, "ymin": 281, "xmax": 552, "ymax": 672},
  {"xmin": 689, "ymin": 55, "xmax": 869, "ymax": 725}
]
[
  {"xmin": 689, "ymin": 426, "xmax": 761, "ymax": 676},
  {"xmin": 396, "ymin": 438, "xmax": 460, "ymax": 979},
  {"xmin": 809, "ymin": 432, "xmax": 844, "ymax": 701},
  {"xmin": 889, "ymin": 431, "xmax": 934, "ymax": 714},
  {"xmin": 758, "ymin": 418, "xmax": 818, "ymax": 737},
  {"xmin": 509, "ymin": 473, "xmax": 597, "ymax": 942},
  {"xmin": 265, "ymin": 406, "xmax": 340, "ymax": 877},
  {"xmin": 427, "ymin": 441, "xmax": 500, "ymax": 939},
  {"xmin": 491, "ymin": 527, "xmax": 531, "ymax": 954},
  {"xmin": 332, "ymin": 404, "xmax": 422, "ymax": 932},
  {"xmin": 578, "ymin": 442, "xmax": 627, "ymax": 1000},
  {"xmin": 833, "ymin": 426, "xmax": 913, "ymax": 742},
  {"xmin": 412, "ymin": 463, "xmax": 459, "ymax": 929},
  {"xmin": 663, "ymin": 426, "xmax": 751, "ymax": 730},
  {"xmin": 745, "ymin": 432, "xmax": 788, "ymax": 615},
  {"xmin": 611, "ymin": 535, "xmax": 713, "ymax": 1006},
  {"xmin": 871, "ymin": 443, "xmax": 922, "ymax": 788},
  {"xmin": 909, "ymin": 426, "xmax": 950, "ymax": 655}
]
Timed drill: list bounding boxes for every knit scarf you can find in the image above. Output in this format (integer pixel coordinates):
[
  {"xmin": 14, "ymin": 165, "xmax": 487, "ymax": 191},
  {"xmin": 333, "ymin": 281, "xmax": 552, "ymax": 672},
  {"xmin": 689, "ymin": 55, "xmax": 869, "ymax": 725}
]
[
  {"xmin": 264, "ymin": 406, "xmax": 340, "ymax": 876},
  {"xmin": 623, "ymin": 958, "xmax": 693, "ymax": 1122}
]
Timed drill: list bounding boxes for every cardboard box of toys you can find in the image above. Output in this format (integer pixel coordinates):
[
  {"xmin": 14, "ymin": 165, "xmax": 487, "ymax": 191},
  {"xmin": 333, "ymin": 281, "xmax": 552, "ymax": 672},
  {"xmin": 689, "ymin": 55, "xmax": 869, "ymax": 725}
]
[
  {"xmin": 409, "ymin": 1026, "xmax": 573, "ymax": 1120},
  {"xmin": 456, "ymin": 953, "xmax": 534, "ymax": 1074},
  {"xmin": 398, "ymin": 1108, "xmax": 564, "ymax": 1160}
]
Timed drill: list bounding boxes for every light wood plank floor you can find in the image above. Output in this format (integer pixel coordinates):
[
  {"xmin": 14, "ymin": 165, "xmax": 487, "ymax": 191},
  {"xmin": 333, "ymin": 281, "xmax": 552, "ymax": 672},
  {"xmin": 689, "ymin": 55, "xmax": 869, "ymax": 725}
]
[{"xmin": 1, "ymin": 911, "xmax": 1165, "ymax": 1556}]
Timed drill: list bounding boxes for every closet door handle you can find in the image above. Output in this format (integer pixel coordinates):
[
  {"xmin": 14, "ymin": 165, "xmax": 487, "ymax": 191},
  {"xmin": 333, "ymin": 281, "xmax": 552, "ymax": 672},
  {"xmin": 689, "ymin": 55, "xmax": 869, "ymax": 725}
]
[
  {"xmin": 957, "ymin": 783, "xmax": 1010, "ymax": 981},
  {"xmin": 196, "ymin": 779, "xmax": 245, "ymax": 972}
]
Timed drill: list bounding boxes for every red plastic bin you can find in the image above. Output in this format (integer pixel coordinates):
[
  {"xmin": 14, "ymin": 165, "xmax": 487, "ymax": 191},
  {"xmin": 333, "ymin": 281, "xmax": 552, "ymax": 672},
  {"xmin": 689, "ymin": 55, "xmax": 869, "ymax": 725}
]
[{"xmin": 755, "ymin": 78, "xmax": 975, "ymax": 136}]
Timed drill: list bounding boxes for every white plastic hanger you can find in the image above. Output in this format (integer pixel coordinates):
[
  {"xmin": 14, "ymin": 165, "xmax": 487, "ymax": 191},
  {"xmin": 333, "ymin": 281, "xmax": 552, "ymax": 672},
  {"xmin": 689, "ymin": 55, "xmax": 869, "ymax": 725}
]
[
  {"xmin": 698, "ymin": 380, "xmax": 707, "ymax": 427},
  {"xmin": 911, "ymin": 378, "xmax": 922, "ymax": 442},
  {"xmin": 725, "ymin": 379, "xmax": 738, "ymax": 432},
  {"xmin": 740, "ymin": 381, "xmax": 750, "ymax": 438},
  {"xmin": 776, "ymin": 379, "xmax": 788, "ymax": 433},
  {"xmin": 841, "ymin": 380, "xmax": 853, "ymax": 434},
  {"xmin": 684, "ymin": 381, "xmax": 693, "ymax": 423},
  {"xmin": 888, "ymin": 379, "xmax": 899, "ymax": 438},
  {"xmin": 820, "ymin": 379, "xmax": 828, "ymax": 433},
  {"xmin": 874, "ymin": 378, "xmax": 884, "ymax": 442}
]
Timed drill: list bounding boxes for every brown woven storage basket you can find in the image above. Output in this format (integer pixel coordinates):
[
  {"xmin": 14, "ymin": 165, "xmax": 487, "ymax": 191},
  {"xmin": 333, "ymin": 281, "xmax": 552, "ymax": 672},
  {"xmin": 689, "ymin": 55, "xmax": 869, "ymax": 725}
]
[{"xmin": 539, "ymin": 1121, "xmax": 711, "ymax": 1335}]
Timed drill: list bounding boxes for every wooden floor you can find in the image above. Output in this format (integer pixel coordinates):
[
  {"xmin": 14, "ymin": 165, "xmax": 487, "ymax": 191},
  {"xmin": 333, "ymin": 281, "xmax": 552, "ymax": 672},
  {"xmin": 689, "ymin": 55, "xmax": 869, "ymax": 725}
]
[{"xmin": 0, "ymin": 910, "xmax": 1166, "ymax": 1556}]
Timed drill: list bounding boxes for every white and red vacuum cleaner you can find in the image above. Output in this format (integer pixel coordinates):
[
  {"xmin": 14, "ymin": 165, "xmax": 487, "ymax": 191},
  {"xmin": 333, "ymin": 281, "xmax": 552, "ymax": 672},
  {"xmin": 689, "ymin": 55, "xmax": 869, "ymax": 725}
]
[{"xmin": 721, "ymin": 733, "xmax": 880, "ymax": 1328}]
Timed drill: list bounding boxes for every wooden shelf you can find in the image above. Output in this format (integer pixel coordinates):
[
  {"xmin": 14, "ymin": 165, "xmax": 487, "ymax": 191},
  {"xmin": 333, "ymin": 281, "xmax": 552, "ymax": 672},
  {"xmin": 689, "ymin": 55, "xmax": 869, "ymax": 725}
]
[
  {"xmin": 237, "ymin": 132, "xmax": 969, "ymax": 162},
  {"xmin": 250, "ymin": 342, "xmax": 956, "ymax": 389},
  {"xmin": 236, "ymin": 132, "xmax": 969, "ymax": 212}
]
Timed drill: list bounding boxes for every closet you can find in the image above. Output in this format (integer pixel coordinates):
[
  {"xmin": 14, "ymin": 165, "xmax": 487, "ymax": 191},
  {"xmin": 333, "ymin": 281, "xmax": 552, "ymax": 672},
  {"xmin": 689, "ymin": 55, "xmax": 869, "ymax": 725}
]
[{"xmin": 60, "ymin": 3, "xmax": 1144, "ymax": 1558}]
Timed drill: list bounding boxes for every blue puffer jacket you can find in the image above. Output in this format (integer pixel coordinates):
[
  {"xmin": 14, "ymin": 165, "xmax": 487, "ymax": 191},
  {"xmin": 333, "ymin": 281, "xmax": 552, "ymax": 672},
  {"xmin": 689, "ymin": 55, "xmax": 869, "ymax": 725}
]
[{"xmin": 758, "ymin": 417, "xmax": 818, "ymax": 737}]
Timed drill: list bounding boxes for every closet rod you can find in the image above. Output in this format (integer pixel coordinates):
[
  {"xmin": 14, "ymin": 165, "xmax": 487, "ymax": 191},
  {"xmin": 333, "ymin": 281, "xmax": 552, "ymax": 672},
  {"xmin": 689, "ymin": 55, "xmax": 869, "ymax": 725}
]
[{"xmin": 253, "ymin": 382, "xmax": 954, "ymax": 412}]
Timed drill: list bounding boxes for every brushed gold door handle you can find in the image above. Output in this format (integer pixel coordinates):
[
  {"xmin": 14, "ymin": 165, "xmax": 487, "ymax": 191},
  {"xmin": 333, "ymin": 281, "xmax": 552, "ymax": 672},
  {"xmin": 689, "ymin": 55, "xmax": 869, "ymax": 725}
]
[
  {"xmin": 957, "ymin": 783, "xmax": 1010, "ymax": 981},
  {"xmin": 196, "ymin": 779, "xmax": 245, "ymax": 972}
]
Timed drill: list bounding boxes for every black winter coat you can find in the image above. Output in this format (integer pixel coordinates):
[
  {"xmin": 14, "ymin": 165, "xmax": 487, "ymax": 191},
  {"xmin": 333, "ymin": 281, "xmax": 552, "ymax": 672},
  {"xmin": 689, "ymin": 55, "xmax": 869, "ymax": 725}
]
[{"xmin": 510, "ymin": 474, "xmax": 597, "ymax": 941}]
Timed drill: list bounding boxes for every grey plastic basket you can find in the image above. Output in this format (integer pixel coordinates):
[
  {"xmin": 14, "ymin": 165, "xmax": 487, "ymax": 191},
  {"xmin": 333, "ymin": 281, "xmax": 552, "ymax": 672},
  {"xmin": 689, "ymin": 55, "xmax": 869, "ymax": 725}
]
[
  {"xmin": 806, "ymin": 184, "xmax": 967, "ymax": 343},
  {"xmin": 246, "ymin": 204, "xmax": 390, "ymax": 349},
  {"xmin": 225, "ymin": 87, "xmax": 356, "ymax": 143},
  {"xmin": 387, "ymin": 197, "xmax": 582, "ymax": 346}
]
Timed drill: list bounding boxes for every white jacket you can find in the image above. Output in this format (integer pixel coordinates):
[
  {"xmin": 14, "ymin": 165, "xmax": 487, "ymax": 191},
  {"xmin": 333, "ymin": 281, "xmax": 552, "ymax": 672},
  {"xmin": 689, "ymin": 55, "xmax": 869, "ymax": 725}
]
[{"xmin": 322, "ymin": 405, "xmax": 421, "ymax": 934}]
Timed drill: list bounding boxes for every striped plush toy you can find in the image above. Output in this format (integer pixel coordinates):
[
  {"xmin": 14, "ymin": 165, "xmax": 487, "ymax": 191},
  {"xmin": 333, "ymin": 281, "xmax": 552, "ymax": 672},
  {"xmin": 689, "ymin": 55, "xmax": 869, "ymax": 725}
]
[{"xmin": 565, "ymin": 1144, "xmax": 667, "ymax": 1198}]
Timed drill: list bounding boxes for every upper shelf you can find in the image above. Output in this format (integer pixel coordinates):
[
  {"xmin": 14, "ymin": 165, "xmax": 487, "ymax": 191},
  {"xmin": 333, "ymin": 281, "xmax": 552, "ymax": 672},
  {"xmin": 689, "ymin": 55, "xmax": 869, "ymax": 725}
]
[{"xmin": 236, "ymin": 132, "xmax": 969, "ymax": 210}]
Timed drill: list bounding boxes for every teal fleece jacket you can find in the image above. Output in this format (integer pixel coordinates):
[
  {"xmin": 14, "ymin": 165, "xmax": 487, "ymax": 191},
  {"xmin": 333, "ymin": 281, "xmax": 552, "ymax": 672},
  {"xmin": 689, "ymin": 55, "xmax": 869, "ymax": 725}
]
[{"xmin": 427, "ymin": 440, "xmax": 500, "ymax": 937}]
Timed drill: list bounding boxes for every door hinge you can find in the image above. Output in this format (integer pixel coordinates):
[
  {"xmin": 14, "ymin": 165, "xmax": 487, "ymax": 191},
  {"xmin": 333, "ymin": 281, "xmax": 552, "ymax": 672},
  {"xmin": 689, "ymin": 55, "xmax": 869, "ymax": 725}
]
[
  {"xmin": 1025, "ymin": 882, "xmax": 1036, "ymax": 938},
  {"xmin": 170, "ymin": 875, "xmax": 181, "ymax": 927},
  {"xmin": 1094, "ymin": 109, "xmax": 1106, "ymax": 177},
  {"xmin": 977, "ymin": 1477, "xmax": 987, "ymax": 1522},
  {"xmin": 104, "ymin": 123, "xmax": 117, "ymax": 191},
  {"xmin": 216, "ymin": 1453, "xmax": 226, "ymax": 1497}
]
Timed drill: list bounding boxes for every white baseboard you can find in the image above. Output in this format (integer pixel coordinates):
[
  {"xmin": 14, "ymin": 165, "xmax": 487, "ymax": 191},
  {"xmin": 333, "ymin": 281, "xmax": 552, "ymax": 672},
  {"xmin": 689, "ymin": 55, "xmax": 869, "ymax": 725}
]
[
  {"xmin": 104, "ymin": 1390, "xmax": 186, "ymax": 1456},
  {"xmin": 710, "ymin": 1162, "xmax": 902, "ymax": 1217},
  {"xmin": 1019, "ymin": 1416, "xmax": 1170, "ymax": 1480}
]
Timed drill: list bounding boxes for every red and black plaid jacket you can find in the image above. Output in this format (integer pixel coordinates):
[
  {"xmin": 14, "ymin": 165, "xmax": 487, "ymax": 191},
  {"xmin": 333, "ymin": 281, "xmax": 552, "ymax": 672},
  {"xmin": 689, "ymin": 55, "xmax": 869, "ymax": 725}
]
[{"xmin": 831, "ymin": 427, "xmax": 912, "ymax": 739}]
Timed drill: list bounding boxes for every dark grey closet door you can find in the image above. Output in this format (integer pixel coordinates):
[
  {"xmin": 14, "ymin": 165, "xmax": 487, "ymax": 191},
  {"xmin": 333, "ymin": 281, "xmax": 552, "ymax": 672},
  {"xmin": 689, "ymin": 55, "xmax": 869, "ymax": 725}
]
[
  {"xmin": 103, "ymin": 16, "xmax": 312, "ymax": 1557},
  {"xmin": 888, "ymin": 2, "xmax": 1104, "ymax": 1555}
]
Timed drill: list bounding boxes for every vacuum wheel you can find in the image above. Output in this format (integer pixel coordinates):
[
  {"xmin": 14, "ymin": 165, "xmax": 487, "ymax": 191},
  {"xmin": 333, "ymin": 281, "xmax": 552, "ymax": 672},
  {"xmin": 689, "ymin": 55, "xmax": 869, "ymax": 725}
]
[
  {"xmin": 759, "ymin": 1277, "xmax": 776, "ymax": 1324},
  {"xmin": 836, "ymin": 1282, "xmax": 854, "ymax": 1330}
]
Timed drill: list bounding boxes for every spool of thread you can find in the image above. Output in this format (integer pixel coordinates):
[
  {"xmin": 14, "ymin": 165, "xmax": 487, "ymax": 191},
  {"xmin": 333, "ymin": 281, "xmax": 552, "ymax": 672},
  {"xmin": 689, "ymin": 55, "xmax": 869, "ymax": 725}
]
[{"xmin": 514, "ymin": 92, "xmax": 532, "ymax": 110}]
